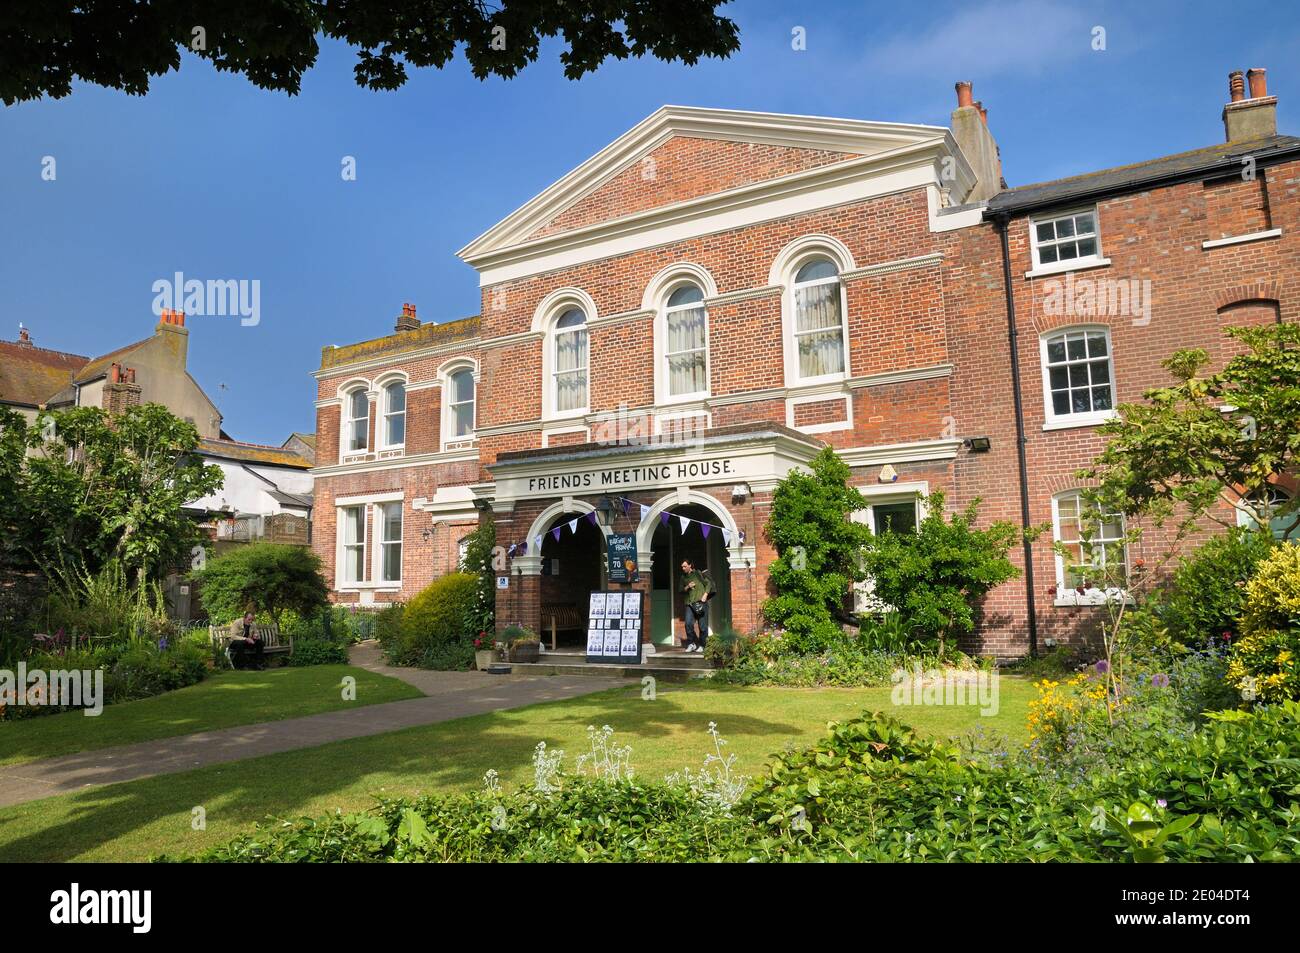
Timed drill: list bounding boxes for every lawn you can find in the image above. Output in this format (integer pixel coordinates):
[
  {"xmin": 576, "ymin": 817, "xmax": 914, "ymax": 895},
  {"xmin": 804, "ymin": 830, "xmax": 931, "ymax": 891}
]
[
  {"xmin": 0, "ymin": 665, "xmax": 423, "ymax": 767},
  {"xmin": 0, "ymin": 676, "xmax": 1032, "ymax": 862}
]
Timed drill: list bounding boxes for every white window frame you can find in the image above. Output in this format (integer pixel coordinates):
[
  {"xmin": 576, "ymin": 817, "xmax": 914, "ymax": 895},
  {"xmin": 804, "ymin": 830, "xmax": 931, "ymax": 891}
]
[
  {"xmin": 534, "ymin": 287, "xmax": 598, "ymax": 423},
  {"xmin": 341, "ymin": 386, "xmax": 372, "ymax": 457},
  {"xmin": 657, "ymin": 282, "xmax": 710, "ymax": 403},
  {"xmin": 377, "ymin": 501, "xmax": 403, "ymax": 584},
  {"xmin": 339, "ymin": 504, "xmax": 367, "ymax": 585},
  {"xmin": 850, "ymin": 483, "xmax": 928, "ymax": 615},
  {"xmin": 439, "ymin": 361, "xmax": 478, "ymax": 450},
  {"xmin": 334, "ymin": 492, "xmax": 404, "ymax": 591},
  {"xmin": 1027, "ymin": 207, "xmax": 1109, "ymax": 277},
  {"xmin": 1051, "ymin": 490, "xmax": 1129, "ymax": 606},
  {"xmin": 378, "ymin": 379, "xmax": 406, "ymax": 451},
  {"xmin": 788, "ymin": 257, "xmax": 850, "ymax": 385},
  {"xmin": 1235, "ymin": 486, "xmax": 1298, "ymax": 541},
  {"xmin": 1040, "ymin": 325, "xmax": 1118, "ymax": 429},
  {"xmin": 552, "ymin": 309, "xmax": 589, "ymax": 417}
]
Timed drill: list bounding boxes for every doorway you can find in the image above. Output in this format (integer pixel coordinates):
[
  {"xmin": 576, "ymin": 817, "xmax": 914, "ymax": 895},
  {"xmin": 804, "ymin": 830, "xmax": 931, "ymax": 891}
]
[
  {"xmin": 649, "ymin": 502, "xmax": 732, "ymax": 645},
  {"xmin": 536, "ymin": 512, "xmax": 604, "ymax": 647}
]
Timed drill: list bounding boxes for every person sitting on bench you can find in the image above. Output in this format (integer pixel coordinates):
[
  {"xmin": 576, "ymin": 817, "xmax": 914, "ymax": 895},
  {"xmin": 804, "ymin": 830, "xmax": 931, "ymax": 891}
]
[{"xmin": 229, "ymin": 611, "xmax": 265, "ymax": 670}]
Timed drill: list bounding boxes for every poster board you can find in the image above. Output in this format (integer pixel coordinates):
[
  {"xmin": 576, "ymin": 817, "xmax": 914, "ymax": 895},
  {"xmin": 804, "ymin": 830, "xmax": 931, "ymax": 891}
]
[
  {"xmin": 606, "ymin": 533, "xmax": 638, "ymax": 583},
  {"xmin": 586, "ymin": 590, "xmax": 643, "ymax": 664}
]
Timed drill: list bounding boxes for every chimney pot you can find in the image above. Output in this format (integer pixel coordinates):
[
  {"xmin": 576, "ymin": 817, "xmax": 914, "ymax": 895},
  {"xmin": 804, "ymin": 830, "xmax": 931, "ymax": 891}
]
[
  {"xmin": 110, "ymin": 363, "xmax": 121, "ymax": 384},
  {"xmin": 1228, "ymin": 70, "xmax": 1245, "ymax": 102},
  {"xmin": 1247, "ymin": 67, "xmax": 1267, "ymax": 99},
  {"xmin": 955, "ymin": 81, "xmax": 974, "ymax": 108}
]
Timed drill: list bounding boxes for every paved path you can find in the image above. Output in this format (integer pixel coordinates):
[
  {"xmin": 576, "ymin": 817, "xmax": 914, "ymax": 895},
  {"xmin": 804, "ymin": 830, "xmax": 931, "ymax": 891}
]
[{"xmin": 0, "ymin": 646, "xmax": 624, "ymax": 809}]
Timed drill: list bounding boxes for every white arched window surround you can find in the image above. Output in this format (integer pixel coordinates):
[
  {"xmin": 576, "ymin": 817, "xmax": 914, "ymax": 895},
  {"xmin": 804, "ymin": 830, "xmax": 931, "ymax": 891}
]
[
  {"xmin": 438, "ymin": 358, "xmax": 478, "ymax": 449},
  {"xmin": 337, "ymin": 379, "xmax": 374, "ymax": 456},
  {"xmin": 374, "ymin": 372, "xmax": 408, "ymax": 451},
  {"xmin": 643, "ymin": 263, "xmax": 718, "ymax": 405},
  {"xmin": 533, "ymin": 288, "xmax": 598, "ymax": 421},
  {"xmin": 1039, "ymin": 324, "xmax": 1117, "ymax": 429},
  {"xmin": 770, "ymin": 235, "xmax": 855, "ymax": 386}
]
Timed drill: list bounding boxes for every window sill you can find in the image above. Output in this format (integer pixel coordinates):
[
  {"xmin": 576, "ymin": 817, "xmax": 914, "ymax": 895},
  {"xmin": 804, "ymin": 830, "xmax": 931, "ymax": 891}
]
[
  {"xmin": 338, "ymin": 581, "xmax": 402, "ymax": 592},
  {"xmin": 1042, "ymin": 410, "xmax": 1117, "ymax": 432},
  {"xmin": 1024, "ymin": 256, "xmax": 1111, "ymax": 280},
  {"xmin": 1054, "ymin": 590, "xmax": 1133, "ymax": 608},
  {"xmin": 1201, "ymin": 228, "xmax": 1282, "ymax": 250}
]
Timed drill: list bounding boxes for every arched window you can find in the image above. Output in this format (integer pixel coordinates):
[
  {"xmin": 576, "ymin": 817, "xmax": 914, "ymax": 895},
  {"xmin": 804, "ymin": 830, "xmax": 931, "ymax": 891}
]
[
  {"xmin": 553, "ymin": 307, "xmax": 588, "ymax": 413},
  {"xmin": 345, "ymin": 389, "xmax": 370, "ymax": 453},
  {"xmin": 381, "ymin": 381, "xmax": 406, "ymax": 448},
  {"xmin": 792, "ymin": 258, "xmax": 846, "ymax": 380},
  {"xmin": 1041, "ymin": 327, "xmax": 1114, "ymax": 426},
  {"xmin": 1240, "ymin": 486, "xmax": 1298, "ymax": 541},
  {"xmin": 448, "ymin": 368, "xmax": 475, "ymax": 439},
  {"xmin": 664, "ymin": 284, "xmax": 708, "ymax": 398}
]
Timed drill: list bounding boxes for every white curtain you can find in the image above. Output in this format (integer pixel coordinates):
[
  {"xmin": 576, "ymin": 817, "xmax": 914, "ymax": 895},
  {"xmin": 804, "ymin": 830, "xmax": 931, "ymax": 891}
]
[
  {"xmin": 667, "ymin": 304, "xmax": 707, "ymax": 395},
  {"xmin": 794, "ymin": 281, "xmax": 845, "ymax": 377},
  {"xmin": 348, "ymin": 391, "xmax": 369, "ymax": 451},
  {"xmin": 555, "ymin": 328, "xmax": 588, "ymax": 411},
  {"xmin": 450, "ymin": 370, "xmax": 474, "ymax": 436}
]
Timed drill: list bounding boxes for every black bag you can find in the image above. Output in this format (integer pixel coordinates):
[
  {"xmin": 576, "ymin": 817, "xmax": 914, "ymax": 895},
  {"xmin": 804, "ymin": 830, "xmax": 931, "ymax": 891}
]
[{"xmin": 688, "ymin": 600, "xmax": 707, "ymax": 615}]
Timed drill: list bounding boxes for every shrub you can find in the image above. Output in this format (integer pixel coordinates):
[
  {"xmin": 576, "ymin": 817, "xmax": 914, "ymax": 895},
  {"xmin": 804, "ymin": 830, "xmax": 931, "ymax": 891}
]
[
  {"xmin": 387, "ymin": 572, "xmax": 478, "ymax": 669},
  {"xmin": 1159, "ymin": 528, "xmax": 1276, "ymax": 646},
  {"xmin": 459, "ymin": 514, "xmax": 497, "ymax": 636},
  {"xmin": 287, "ymin": 638, "xmax": 349, "ymax": 666},
  {"xmin": 197, "ymin": 543, "xmax": 329, "ymax": 628},
  {"xmin": 1227, "ymin": 541, "xmax": 1300, "ymax": 703},
  {"xmin": 763, "ymin": 448, "xmax": 871, "ymax": 653},
  {"xmin": 374, "ymin": 603, "xmax": 405, "ymax": 646},
  {"xmin": 858, "ymin": 492, "xmax": 1021, "ymax": 655}
]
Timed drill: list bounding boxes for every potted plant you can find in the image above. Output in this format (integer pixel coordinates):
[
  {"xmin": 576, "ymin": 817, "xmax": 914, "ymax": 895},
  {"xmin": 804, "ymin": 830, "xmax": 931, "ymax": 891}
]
[
  {"xmin": 473, "ymin": 631, "xmax": 495, "ymax": 671},
  {"xmin": 504, "ymin": 625, "xmax": 541, "ymax": 663}
]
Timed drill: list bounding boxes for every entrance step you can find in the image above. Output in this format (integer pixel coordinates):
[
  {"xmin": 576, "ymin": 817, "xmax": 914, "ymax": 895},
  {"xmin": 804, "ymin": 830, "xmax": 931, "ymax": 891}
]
[
  {"xmin": 536, "ymin": 648, "xmax": 711, "ymax": 670},
  {"xmin": 511, "ymin": 660, "xmax": 710, "ymax": 681}
]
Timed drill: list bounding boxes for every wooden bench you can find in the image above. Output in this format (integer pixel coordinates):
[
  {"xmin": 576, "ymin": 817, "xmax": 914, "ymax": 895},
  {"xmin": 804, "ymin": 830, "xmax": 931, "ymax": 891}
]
[
  {"xmin": 209, "ymin": 622, "xmax": 293, "ymax": 665},
  {"xmin": 540, "ymin": 604, "xmax": 585, "ymax": 650}
]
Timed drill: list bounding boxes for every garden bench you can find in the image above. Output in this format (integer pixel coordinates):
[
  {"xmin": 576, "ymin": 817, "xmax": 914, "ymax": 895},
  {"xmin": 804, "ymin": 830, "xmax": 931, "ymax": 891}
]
[
  {"xmin": 210, "ymin": 622, "xmax": 294, "ymax": 663},
  {"xmin": 540, "ymin": 603, "xmax": 585, "ymax": 650}
]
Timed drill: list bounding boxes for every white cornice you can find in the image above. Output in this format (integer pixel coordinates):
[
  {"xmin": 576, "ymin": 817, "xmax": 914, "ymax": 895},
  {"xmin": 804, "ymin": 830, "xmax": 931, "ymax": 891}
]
[
  {"xmin": 312, "ymin": 448, "xmax": 479, "ymax": 478},
  {"xmin": 842, "ymin": 252, "xmax": 943, "ymax": 281},
  {"xmin": 458, "ymin": 105, "xmax": 964, "ymax": 264},
  {"xmin": 838, "ymin": 438, "xmax": 963, "ymax": 467},
  {"xmin": 705, "ymin": 285, "xmax": 783, "ymax": 307},
  {"xmin": 846, "ymin": 363, "xmax": 952, "ymax": 389}
]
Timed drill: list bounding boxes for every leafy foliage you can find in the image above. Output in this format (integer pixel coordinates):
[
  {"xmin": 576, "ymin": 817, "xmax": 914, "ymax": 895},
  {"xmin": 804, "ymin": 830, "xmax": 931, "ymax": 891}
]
[
  {"xmin": 763, "ymin": 448, "xmax": 872, "ymax": 652},
  {"xmin": 286, "ymin": 638, "xmax": 349, "ymax": 667},
  {"xmin": 458, "ymin": 513, "xmax": 497, "ymax": 637},
  {"xmin": 197, "ymin": 543, "xmax": 329, "ymax": 627},
  {"xmin": 384, "ymin": 572, "xmax": 478, "ymax": 669},
  {"xmin": 858, "ymin": 492, "xmax": 1020, "ymax": 653},
  {"xmin": 0, "ymin": 403, "xmax": 221, "ymax": 581},
  {"xmin": 1084, "ymin": 323, "xmax": 1300, "ymax": 536},
  {"xmin": 1227, "ymin": 541, "xmax": 1300, "ymax": 703},
  {"xmin": 2, "ymin": 1, "xmax": 741, "ymax": 104},
  {"xmin": 1151, "ymin": 527, "xmax": 1277, "ymax": 647}
]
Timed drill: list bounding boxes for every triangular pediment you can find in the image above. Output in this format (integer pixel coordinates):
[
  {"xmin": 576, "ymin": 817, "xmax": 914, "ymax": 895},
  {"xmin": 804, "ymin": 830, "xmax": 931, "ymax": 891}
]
[{"xmin": 457, "ymin": 106, "xmax": 952, "ymax": 267}]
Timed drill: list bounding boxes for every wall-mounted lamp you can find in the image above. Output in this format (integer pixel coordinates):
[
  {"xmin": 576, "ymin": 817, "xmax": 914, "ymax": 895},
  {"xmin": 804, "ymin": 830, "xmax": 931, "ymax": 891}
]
[
  {"xmin": 963, "ymin": 436, "xmax": 992, "ymax": 452},
  {"xmin": 731, "ymin": 483, "xmax": 750, "ymax": 504},
  {"xmin": 472, "ymin": 497, "xmax": 493, "ymax": 513},
  {"xmin": 595, "ymin": 495, "xmax": 616, "ymax": 527}
]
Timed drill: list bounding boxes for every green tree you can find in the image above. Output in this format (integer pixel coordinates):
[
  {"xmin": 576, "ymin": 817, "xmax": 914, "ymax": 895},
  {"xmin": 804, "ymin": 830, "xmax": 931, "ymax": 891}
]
[
  {"xmin": 458, "ymin": 512, "xmax": 498, "ymax": 637},
  {"xmin": 5, "ymin": 403, "xmax": 222, "ymax": 580},
  {"xmin": 763, "ymin": 448, "xmax": 872, "ymax": 651},
  {"xmin": 197, "ymin": 542, "xmax": 329, "ymax": 627},
  {"xmin": 1082, "ymin": 323, "xmax": 1300, "ymax": 538},
  {"xmin": 859, "ymin": 492, "xmax": 1020, "ymax": 655},
  {"xmin": 3, "ymin": 1, "xmax": 741, "ymax": 104}
]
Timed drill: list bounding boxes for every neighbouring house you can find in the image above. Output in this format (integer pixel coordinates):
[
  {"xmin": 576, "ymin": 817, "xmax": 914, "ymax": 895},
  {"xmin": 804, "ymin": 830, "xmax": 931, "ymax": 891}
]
[
  {"xmin": 1, "ymin": 310, "xmax": 317, "ymax": 616},
  {"xmin": 310, "ymin": 68, "xmax": 1298, "ymax": 657}
]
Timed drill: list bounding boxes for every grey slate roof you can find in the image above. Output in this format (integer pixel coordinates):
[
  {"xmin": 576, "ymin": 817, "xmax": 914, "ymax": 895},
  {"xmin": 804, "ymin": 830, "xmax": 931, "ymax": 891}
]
[{"xmin": 986, "ymin": 134, "xmax": 1300, "ymax": 217}]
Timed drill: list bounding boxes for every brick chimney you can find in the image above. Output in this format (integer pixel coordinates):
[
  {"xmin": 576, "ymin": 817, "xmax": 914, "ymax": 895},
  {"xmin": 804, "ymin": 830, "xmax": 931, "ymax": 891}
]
[
  {"xmin": 154, "ymin": 308, "xmax": 189, "ymax": 369},
  {"xmin": 104, "ymin": 363, "xmax": 142, "ymax": 415},
  {"xmin": 1223, "ymin": 67, "xmax": 1277, "ymax": 142},
  {"xmin": 950, "ymin": 81, "xmax": 1004, "ymax": 203},
  {"xmin": 395, "ymin": 302, "xmax": 420, "ymax": 333},
  {"xmin": 16, "ymin": 323, "xmax": 32, "ymax": 347}
]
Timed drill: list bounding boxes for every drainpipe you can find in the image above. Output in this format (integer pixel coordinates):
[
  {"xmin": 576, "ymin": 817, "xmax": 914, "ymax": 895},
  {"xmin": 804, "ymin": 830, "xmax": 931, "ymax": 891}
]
[{"xmin": 993, "ymin": 212, "xmax": 1040, "ymax": 657}]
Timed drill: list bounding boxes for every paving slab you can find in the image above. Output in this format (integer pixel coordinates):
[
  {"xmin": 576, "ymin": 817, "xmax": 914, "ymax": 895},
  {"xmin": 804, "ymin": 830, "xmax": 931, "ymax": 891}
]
[{"xmin": 0, "ymin": 650, "xmax": 625, "ymax": 809}]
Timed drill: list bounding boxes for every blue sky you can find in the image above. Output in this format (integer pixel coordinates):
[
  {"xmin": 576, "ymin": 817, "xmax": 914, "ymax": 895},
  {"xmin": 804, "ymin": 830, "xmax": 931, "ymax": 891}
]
[{"xmin": 3, "ymin": 0, "xmax": 1296, "ymax": 444}]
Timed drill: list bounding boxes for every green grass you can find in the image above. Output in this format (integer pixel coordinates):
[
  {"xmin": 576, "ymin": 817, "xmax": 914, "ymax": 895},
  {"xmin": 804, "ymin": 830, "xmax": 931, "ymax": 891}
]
[
  {"xmin": 0, "ymin": 665, "xmax": 423, "ymax": 767},
  {"xmin": 0, "ymin": 677, "xmax": 1032, "ymax": 862}
]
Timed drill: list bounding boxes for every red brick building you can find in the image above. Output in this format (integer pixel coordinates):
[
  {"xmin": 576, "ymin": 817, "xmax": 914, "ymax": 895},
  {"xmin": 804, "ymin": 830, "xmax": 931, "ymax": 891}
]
[{"xmin": 311, "ymin": 71, "xmax": 1298, "ymax": 657}]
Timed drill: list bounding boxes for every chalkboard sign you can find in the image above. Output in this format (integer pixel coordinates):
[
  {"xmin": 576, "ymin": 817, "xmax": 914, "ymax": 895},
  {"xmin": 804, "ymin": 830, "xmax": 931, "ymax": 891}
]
[
  {"xmin": 606, "ymin": 533, "xmax": 638, "ymax": 583},
  {"xmin": 586, "ymin": 590, "xmax": 643, "ymax": 664}
]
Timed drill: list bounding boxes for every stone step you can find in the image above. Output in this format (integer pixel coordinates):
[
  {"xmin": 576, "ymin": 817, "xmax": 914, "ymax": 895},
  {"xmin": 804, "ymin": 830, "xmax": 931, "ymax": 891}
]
[
  {"xmin": 508, "ymin": 661, "xmax": 708, "ymax": 681},
  {"xmin": 537, "ymin": 649, "xmax": 711, "ymax": 670}
]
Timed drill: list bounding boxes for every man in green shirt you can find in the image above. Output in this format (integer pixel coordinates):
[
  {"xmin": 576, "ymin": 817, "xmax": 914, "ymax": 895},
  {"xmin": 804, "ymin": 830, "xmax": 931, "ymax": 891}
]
[{"xmin": 679, "ymin": 559, "xmax": 715, "ymax": 653}]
